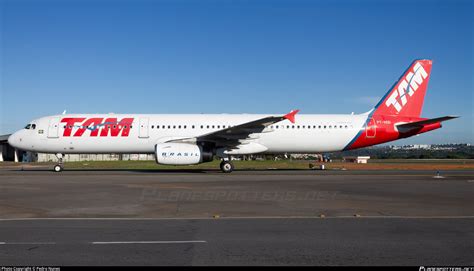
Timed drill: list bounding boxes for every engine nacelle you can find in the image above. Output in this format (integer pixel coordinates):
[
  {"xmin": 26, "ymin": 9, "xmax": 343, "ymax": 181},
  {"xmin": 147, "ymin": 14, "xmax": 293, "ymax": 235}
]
[{"xmin": 155, "ymin": 143, "xmax": 213, "ymax": 165}]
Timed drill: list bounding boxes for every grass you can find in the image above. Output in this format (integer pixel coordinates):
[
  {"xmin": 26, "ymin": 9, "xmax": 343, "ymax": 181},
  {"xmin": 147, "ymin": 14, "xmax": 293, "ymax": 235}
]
[
  {"xmin": 62, "ymin": 160, "xmax": 310, "ymax": 170},
  {"xmin": 55, "ymin": 159, "xmax": 474, "ymax": 171}
]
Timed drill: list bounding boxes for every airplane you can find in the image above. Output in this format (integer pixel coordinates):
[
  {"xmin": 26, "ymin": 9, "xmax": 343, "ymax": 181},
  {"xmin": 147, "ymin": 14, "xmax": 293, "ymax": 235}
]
[{"xmin": 8, "ymin": 59, "xmax": 458, "ymax": 173}]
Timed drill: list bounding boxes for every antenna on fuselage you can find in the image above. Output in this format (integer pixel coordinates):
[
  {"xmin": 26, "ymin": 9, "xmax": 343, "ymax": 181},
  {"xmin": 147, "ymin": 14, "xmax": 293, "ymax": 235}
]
[{"xmin": 62, "ymin": 110, "xmax": 67, "ymax": 115}]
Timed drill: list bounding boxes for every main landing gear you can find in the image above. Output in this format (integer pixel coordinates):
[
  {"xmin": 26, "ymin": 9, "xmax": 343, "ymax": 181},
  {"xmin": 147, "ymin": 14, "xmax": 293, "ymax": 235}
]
[
  {"xmin": 220, "ymin": 160, "xmax": 234, "ymax": 173},
  {"xmin": 54, "ymin": 153, "xmax": 64, "ymax": 172}
]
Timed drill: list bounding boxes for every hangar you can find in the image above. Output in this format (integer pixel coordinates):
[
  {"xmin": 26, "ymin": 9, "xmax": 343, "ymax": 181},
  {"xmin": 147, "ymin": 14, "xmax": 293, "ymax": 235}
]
[
  {"xmin": 0, "ymin": 134, "xmax": 22, "ymax": 162},
  {"xmin": 0, "ymin": 134, "xmax": 156, "ymax": 162},
  {"xmin": 1, "ymin": 134, "xmax": 155, "ymax": 162}
]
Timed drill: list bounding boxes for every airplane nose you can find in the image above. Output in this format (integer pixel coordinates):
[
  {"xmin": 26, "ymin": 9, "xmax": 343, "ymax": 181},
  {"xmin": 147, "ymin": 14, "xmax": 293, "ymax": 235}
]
[{"xmin": 8, "ymin": 133, "xmax": 19, "ymax": 148}]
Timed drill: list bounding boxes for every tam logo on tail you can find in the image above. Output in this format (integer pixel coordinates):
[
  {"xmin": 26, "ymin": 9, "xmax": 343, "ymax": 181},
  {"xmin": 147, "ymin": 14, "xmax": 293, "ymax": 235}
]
[
  {"xmin": 385, "ymin": 62, "xmax": 428, "ymax": 112},
  {"xmin": 374, "ymin": 59, "xmax": 432, "ymax": 117}
]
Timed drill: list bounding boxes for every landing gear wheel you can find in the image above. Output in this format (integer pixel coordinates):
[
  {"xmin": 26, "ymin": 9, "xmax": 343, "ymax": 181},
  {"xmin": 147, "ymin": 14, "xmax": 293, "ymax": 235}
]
[
  {"xmin": 53, "ymin": 164, "xmax": 63, "ymax": 172},
  {"xmin": 54, "ymin": 153, "xmax": 64, "ymax": 172},
  {"xmin": 220, "ymin": 161, "xmax": 234, "ymax": 173}
]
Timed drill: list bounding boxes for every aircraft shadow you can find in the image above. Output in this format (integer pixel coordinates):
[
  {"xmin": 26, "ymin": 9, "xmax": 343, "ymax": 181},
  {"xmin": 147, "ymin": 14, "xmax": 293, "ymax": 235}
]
[{"xmin": 8, "ymin": 167, "xmax": 313, "ymax": 174}]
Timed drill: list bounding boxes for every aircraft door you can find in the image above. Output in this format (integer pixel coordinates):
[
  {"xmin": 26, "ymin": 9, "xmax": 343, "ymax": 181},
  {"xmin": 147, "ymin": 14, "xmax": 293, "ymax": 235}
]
[
  {"xmin": 139, "ymin": 118, "xmax": 149, "ymax": 138},
  {"xmin": 365, "ymin": 118, "xmax": 376, "ymax": 138},
  {"xmin": 47, "ymin": 117, "xmax": 61, "ymax": 138}
]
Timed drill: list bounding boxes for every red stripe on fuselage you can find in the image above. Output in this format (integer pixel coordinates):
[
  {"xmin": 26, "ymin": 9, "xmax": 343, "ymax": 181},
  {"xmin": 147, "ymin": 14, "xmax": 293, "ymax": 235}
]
[{"xmin": 345, "ymin": 115, "xmax": 441, "ymax": 150}]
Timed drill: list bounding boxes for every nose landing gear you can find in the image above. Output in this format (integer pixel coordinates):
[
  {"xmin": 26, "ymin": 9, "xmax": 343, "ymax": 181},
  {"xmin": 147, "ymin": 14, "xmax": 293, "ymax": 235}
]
[
  {"xmin": 53, "ymin": 164, "xmax": 63, "ymax": 172},
  {"xmin": 54, "ymin": 153, "xmax": 64, "ymax": 172}
]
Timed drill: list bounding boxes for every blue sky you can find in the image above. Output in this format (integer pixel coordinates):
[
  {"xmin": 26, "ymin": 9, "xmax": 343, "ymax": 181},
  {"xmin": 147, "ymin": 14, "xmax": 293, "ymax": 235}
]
[{"xmin": 1, "ymin": 0, "xmax": 472, "ymax": 144}]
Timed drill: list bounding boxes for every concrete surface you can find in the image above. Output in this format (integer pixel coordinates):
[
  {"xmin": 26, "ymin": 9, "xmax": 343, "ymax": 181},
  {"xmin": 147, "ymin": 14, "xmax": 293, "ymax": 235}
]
[
  {"xmin": 0, "ymin": 218, "xmax": 472, "ymax": 266},
  {"xmin": 0, "ymin": 169, "xmax": 473, "ymax": 265},
  {"xmin": 0, "ymin": 169, "xmax": 473, "ymax": 218}
]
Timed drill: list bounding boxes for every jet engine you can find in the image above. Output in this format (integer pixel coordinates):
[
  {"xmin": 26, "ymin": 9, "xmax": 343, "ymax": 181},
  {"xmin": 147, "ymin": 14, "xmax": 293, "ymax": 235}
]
[{"xmin": 155, "ymin": 143, "xmax": 213, "ymax": 165}]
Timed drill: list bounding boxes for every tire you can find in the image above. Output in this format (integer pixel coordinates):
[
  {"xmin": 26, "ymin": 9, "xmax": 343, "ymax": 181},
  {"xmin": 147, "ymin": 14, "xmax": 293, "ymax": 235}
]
[
  {"xmin": 220, "ymin": 161, "xmax": 234, "ymax": 173},
  {"xmin": 53, "ymin": 165, "xmax": 63, "ymax": 172}
]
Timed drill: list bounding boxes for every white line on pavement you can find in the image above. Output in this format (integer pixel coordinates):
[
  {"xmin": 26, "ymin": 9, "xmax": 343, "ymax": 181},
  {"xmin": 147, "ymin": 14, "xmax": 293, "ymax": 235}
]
[
  {"xmin": 91, "ymin": 240, "xmax": 207, "ymax": 245},
  {"xmin": 0, "ymin": 242, "xmax": 56, "ymax": 245}
]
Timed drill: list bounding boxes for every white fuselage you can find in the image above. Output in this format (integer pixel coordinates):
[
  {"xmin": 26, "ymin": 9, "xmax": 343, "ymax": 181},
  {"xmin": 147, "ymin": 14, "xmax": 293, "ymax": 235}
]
[{"xmin": 9, "ymin": 113, "xmax": 368, "ymax": 155}]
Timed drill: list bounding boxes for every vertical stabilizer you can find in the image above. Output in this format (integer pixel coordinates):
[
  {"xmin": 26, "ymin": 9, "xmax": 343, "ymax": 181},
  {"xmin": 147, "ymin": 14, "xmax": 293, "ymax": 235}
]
[{"xmin": 372, "ymin": 59, "xmax": 432, "ymax": 117}]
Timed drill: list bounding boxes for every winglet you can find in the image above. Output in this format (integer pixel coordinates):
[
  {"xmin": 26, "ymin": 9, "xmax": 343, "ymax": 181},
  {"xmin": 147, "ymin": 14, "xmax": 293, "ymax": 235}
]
[{"xmin": 284, "ymin": 109, "xmax": 300, "ymax": 123}]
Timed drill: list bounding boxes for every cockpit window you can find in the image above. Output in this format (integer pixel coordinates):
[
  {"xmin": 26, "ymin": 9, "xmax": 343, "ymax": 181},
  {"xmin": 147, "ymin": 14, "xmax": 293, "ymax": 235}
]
[
  {"xmin": 31, "ymin": 124, "xmax": 36, "ymax": 129},
  {"xmin": 25, "ymin": 124, "xmax": 31, "ymax": 129}
]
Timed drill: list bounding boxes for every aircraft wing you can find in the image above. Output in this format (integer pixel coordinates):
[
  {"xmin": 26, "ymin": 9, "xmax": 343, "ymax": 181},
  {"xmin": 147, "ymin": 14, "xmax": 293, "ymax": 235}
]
[
  {"xmin": 167, "ymin": 109, "xmax": 299, "ymax": 148},
  {"xmin": 396, "ymin": 116, "xmax": 459, "ymax": 130}
]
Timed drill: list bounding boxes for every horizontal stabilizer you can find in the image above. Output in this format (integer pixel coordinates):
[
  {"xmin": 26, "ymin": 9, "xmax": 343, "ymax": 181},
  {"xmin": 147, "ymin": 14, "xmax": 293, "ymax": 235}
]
[{"xmin": 396, "ymin": 116, "xmax": 459, "ymax": 129}]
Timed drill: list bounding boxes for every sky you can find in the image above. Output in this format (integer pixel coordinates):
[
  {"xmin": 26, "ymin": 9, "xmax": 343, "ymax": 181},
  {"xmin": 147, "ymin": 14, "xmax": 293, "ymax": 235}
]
[{"xmin": 0, "ymin": 0, "xmax": 472, "ymax": 144}]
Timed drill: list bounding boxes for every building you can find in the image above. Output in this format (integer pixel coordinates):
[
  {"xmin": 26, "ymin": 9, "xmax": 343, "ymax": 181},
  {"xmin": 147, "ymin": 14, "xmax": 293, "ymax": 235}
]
[
  {"xmin": 0, "ymin": 134, "xmax": 21, "ymax": 162},
  {"xmin": 36, "ymin": 153, "xmax": 155, "ymax": 162},
  {"xmin": 390, "ymin": 144, "xmax": 432, "ymax": 150},
  {"xmin": 1, "ymin": 134, "xmax": 156, "ymax": 162},
  {"xmin": 343, "ymin": 156, "xmax": 371, "ymax": 164}
]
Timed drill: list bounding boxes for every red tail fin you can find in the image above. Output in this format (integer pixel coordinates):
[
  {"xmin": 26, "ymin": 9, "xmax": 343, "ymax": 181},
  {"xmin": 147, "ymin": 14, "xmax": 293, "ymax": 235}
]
[{"xmin": 372, "ymin": 59, "xmax": 432, "ymax": 117}]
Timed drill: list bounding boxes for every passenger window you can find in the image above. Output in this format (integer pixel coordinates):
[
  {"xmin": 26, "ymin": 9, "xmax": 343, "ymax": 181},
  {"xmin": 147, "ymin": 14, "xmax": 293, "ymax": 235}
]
[
  {"xmin": 178, "ymin": 125, "xmax": 181, "ymax": 129},
  {"xmin": 151, "ymin": 125, "xmax": 154, "ymax": 129},
  {"xmin": 184, "ymin": 125, "xmax": 187, "ymax": 129},
  {"xmin": 192, "ymin": 125, "xmax": 195, "ymax": 129}
]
